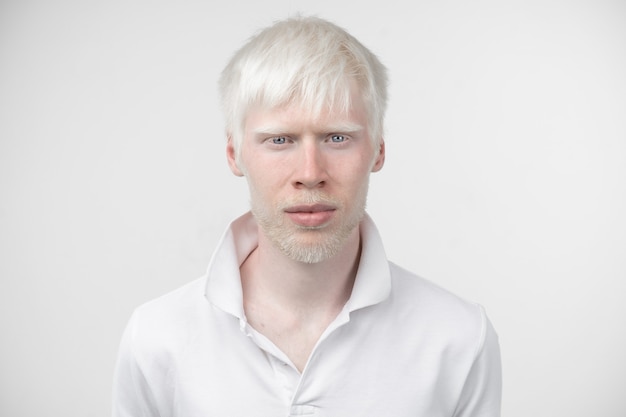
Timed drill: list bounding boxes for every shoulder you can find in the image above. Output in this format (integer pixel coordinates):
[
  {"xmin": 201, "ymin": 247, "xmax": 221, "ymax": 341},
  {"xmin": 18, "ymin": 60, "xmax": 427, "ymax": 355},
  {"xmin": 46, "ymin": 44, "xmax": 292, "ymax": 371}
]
[
  {"xmin": 113, "ymin": 278, "xmax": 211, "ymax": 415},
  {"xmin": 125, "ymin": 277, "xmax": 208, "ymax": 354},
  {"xmin": 386, "ymin": 262, "xmax": 492, "ymax": 352},
  {"xmin": 389, "ymin": 262, "xmax": 480, "ymax": 312},
  {"xmin": 385, "ymin": 263, "xmax": 502, "ymax": 413},
  {"xmin": 134, "ymin": 277, "xmax": 206, "ymax": 320}
]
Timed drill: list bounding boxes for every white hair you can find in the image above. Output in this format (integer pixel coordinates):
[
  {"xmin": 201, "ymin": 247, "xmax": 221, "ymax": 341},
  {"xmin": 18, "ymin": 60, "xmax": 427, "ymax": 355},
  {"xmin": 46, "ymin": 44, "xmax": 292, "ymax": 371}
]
[{"xmin": 218, "ymin": 16, "xmax": 388, "ymax": 158}]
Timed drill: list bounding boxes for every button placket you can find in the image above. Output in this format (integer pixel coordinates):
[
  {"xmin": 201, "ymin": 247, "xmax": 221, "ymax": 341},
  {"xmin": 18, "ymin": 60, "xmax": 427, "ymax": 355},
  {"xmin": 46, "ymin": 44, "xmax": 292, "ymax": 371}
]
[
  {"xmin": 287, "ymin": 309, "xmax": 351, "ymax": 417},
  {"xmin": 269, "ymin": 355, "xmax": 300, "ymax": 403},
  {"xmin": 288, "ymin": 404, "xmax": 318, "ymax": 416}
]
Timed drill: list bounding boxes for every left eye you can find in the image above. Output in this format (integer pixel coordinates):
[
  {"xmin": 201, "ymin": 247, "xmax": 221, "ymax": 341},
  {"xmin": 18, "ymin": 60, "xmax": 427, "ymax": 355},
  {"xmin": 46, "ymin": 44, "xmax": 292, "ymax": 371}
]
[
  {"xmin": 330, "ymin": 135, "xmax": 346, "ymax": 143},
  {"xmin": 271, "ymin": 136, "xmax": 287, "ymax": 144}
]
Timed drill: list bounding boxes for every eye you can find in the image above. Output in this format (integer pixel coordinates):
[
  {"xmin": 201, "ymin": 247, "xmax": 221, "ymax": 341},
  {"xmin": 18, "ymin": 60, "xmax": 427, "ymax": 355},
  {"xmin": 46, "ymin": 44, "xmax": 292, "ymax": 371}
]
[
  {"xmin": 330, "ymin": 134, "xmax": 346, "ymax": 143},
  {"xmin": 271, "ymin": 136, "xmax": 287, "ymax": 145}
]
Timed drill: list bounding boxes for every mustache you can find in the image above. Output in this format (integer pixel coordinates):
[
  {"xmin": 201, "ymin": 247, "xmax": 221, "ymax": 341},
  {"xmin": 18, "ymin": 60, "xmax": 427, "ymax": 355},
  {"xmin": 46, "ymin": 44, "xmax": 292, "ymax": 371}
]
[{"xmin": 277, "ymin": 191, "xmax": 341, "ymax": 210}]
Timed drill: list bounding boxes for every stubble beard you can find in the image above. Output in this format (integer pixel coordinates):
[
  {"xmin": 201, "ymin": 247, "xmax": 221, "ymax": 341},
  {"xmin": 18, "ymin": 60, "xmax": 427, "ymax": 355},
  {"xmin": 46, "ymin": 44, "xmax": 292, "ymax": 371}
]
[{"xmin": 250, "ymin": 187, "xmax": 368, "ymax": 264}]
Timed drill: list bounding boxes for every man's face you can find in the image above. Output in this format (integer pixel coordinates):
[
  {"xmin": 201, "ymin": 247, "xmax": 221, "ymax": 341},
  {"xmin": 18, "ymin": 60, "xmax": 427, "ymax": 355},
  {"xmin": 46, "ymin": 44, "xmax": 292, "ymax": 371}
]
[{"xmin": 227, "ymin": 91, "xmax": 385, "ymax": 263}]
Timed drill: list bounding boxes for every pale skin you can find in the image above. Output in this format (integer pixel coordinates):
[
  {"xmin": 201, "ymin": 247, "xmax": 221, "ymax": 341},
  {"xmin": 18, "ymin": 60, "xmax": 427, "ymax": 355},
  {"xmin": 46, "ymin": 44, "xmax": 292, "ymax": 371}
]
[{"xmin": 226, "ymin": 90, "xmax": 385, "ymax": 372}]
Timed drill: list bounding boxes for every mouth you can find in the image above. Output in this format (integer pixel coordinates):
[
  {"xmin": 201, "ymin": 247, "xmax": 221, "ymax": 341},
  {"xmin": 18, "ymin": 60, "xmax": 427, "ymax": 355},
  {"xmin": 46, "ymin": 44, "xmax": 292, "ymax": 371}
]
[
  {"xmin": 284, "ymin": 204, "xmax": 336, "ymax": 227},
  {"xmin": 284, "ymin": 204, "xmax": 336, "ymax": 214}
]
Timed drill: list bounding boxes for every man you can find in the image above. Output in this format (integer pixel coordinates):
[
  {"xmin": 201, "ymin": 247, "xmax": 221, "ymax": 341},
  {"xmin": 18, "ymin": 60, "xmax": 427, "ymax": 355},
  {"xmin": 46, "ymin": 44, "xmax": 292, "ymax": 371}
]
[{"xmin": 113, "ymin": 16, "xmax": 502, "ymax": 417}]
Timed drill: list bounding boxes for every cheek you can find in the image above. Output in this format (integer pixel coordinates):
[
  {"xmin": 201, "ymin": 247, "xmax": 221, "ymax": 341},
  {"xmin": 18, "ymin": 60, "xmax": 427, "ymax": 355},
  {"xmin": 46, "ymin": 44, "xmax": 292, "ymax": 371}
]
[
  {"xmin": 244, "ymin": 164, "xmax": 282, "ymax": 203},
  {"xmin": 244, "ymin": 152, "xmax": 293, "ymax": 186},
  {"xmin": 339, "ymin": 153, "xmax": 375, "ymax": 183}
]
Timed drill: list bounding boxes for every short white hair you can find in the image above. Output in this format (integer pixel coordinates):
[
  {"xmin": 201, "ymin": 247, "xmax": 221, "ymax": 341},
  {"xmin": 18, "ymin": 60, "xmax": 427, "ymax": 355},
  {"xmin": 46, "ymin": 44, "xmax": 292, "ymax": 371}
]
[{"xmin": 219, "ymin": 16, "xmax": 388, "ymax": 157}]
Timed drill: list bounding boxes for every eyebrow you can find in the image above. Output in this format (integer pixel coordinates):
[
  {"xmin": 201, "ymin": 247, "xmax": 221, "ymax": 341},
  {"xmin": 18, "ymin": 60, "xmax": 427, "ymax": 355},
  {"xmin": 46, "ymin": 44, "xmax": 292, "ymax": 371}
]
[{"xmin": 252, "ymin": 122, "xmax": 365, "ymax": 136}]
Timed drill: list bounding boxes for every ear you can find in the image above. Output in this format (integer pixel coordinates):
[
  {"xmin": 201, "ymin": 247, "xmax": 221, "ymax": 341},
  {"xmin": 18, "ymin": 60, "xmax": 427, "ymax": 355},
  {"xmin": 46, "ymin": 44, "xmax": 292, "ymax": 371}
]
[
  {"xmin": 226, "ymin": 136, "xmax": 244, "ymax": 177},
  {"xmin": 371, "ymin": 139, "xmax": 385, "ymax": 172}
]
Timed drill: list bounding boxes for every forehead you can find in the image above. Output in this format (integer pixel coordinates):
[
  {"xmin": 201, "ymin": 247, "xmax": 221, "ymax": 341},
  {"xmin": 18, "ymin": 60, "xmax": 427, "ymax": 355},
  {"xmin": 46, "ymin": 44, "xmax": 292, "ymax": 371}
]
[{"xmin": 245, "ymin": 89, "xmax": 369, "ymax": 134}]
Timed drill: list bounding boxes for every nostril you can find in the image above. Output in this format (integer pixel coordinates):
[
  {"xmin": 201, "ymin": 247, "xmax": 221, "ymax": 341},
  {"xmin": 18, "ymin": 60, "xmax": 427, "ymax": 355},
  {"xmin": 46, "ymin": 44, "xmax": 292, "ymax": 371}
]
[{"xmin": 294, "ymin": 180, "xmax": 325, "ymax": 189}]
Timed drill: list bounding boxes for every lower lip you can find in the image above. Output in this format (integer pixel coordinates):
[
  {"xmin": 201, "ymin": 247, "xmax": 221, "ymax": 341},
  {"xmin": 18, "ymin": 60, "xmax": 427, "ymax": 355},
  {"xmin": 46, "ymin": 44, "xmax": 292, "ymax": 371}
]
[{"xmin": 286, "ymin": 210, "xmax": 335, "ymax": 227}]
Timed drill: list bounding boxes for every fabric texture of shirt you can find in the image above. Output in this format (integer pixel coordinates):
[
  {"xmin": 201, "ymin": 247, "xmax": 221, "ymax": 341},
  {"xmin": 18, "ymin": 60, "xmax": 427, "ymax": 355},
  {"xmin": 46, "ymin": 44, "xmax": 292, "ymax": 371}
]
[{"xmin": 112, "ymin": 212, "xmax": 502, "ymax": 417}]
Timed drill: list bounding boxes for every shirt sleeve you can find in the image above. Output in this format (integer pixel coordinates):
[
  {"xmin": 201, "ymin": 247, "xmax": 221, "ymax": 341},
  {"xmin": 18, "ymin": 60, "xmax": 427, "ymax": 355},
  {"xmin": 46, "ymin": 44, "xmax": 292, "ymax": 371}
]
[
  {"xmin": 453, "ymin": 306, "xmax": 503, "ymax": 417},
  {"xmin": 112, "ymin": 312, "xmax": 162, "ymax": 417}
]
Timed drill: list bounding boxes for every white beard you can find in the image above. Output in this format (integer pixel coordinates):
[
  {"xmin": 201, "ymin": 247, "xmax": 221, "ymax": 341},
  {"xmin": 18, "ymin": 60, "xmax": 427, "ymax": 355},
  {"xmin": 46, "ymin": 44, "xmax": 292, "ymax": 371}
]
[{"xmin": 250, "ymin": 187, "xmax": 368, "ymax": 264}]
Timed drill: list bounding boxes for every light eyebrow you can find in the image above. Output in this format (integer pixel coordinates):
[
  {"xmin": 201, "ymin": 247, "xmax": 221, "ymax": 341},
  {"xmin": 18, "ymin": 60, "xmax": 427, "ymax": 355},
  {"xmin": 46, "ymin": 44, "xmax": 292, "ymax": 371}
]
[
  {"xmin": 252, "ymin": 122, "xmax": 364, "ymax": 136},
  {"xmin": 322, "ymin": 122, "xmax": 365, "ymax": 134},
  {"xmin": 251, "ymin": 125, "xmax": 289, "ymax": 136}
]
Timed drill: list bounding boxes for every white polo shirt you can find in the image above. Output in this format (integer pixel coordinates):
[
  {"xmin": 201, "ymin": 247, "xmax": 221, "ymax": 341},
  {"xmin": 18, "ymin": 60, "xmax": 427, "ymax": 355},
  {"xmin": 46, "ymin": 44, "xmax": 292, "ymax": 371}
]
[{"xmin": 113, "ymin": 213, "xmax": 502, "ymax": 417}]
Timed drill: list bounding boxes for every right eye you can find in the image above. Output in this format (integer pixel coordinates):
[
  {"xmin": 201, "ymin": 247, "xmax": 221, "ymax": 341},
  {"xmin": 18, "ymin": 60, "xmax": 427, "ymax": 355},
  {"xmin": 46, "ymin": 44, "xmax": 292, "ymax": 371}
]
[{"xmin": 271, "ymin": 136, "xmax": 287, "ymax": 145}]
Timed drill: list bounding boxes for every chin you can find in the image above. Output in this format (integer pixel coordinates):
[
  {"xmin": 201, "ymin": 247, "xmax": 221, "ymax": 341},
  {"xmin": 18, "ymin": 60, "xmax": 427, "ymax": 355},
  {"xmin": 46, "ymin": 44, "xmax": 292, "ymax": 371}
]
[
  {"xmin": 275, "ymin": 225, "xmax": 350, "ymax": 263},
  {"xmin": 280, "ymin": 240, "xmax": 342, "ymax": 264}
]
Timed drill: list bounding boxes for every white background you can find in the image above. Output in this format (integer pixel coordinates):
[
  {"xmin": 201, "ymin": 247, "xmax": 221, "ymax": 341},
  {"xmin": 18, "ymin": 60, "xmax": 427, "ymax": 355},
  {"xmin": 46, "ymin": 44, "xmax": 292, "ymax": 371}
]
[{"xmin": 1, "ymin": 0, "xmax": 625, "ymax": 416}]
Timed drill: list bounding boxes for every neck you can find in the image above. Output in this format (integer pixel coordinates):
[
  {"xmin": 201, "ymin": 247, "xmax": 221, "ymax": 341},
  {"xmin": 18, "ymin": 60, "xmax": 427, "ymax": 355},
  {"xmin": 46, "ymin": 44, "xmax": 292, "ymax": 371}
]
[
  {"xmin": 240, "ymin": 227, "xmax": 361, "ymax": 318},
  {"xmin": 239, "ymin": 224, "xmax": 361, "ymax": 372}
]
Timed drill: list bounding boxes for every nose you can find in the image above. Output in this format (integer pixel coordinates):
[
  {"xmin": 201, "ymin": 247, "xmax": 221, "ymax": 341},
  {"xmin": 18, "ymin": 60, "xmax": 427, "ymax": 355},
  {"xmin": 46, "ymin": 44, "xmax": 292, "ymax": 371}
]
[{"xmin": 293, "ymin": 140, "xmax": 327, "ymax": 189}]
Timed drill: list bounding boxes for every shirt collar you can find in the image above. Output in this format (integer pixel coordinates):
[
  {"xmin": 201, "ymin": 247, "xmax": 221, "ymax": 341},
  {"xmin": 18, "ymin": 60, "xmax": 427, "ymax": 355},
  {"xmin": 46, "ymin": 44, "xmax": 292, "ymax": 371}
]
[{"xmin": 204, "ymin": 212, "xmax": 391, "ymax": 318}]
